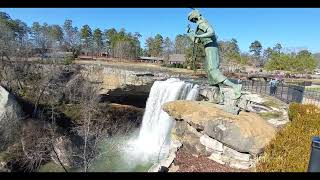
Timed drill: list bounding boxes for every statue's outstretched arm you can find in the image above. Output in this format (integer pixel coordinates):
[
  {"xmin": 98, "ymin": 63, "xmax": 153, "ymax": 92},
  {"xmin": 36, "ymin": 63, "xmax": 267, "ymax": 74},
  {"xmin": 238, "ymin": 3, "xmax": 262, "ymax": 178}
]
[{"xmin": 195, "ymin": 26, "xmax": 214, "ymax": 38}]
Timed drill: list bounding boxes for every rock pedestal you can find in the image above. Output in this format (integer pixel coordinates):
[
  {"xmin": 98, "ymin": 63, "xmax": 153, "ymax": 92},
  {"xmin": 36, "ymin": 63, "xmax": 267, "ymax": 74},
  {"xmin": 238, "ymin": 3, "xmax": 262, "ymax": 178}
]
[
  {"xmin": 162, "ymin": 99, "xmax": 286, "ymax": 170},
  {"xmin": 199, "ymin": 86, "xmax": 289, "ymax": 128}
]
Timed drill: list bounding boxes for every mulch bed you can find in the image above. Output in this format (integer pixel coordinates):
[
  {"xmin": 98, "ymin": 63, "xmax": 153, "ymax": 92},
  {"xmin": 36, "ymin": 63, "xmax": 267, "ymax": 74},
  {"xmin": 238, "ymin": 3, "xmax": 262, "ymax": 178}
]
[{"xmin": 173, "ymin": 147, "xmax": 251, "ymax": 172}]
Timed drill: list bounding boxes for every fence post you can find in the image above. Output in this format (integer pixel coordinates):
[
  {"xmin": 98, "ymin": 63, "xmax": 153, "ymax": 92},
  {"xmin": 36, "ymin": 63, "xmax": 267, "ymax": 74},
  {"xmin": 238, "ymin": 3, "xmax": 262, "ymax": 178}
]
[
  {"xmin": 280, "ymin": 83, "xmax": 284, "ymax": 100},
  {"xmin": 287, "ymin": 84, "xmax": 290, "ymax": 103},
  {"xmin": 251, "ymin": 80, "xmax": 254, "ymax": 91},
  {"xmin": 265, "ymin": 81, "xmax": 267, "ymax": 94},
  {"xmin": 259, "ymin": 81, "xmax": 262, "ymax": 94}
]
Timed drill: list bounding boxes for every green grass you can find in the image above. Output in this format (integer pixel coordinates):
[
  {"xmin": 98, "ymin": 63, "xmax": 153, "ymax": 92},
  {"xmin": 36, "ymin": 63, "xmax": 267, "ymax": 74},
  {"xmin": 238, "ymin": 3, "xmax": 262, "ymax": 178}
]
[
  {"xmin": 38, "ymin": 162, "xmax": 69, "ymax": 172},
  {"xmin": 259, "ymin": 112, "xmax": 282, "ymax": 119},
  {"xmin": 305, "ymin": 87, "xmax": 320, "ymax": 92},
  {"xmin": 261, "ymin": 99, "xmax": 283, "ymax": 109},
  {"xmin": 57, "ymin": 103, "xmax": 82, "ymax": 122}
]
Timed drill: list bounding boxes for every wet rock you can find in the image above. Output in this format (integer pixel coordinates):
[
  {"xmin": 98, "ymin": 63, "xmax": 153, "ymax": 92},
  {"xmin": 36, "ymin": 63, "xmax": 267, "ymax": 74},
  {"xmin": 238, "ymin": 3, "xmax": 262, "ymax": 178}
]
[
  {"xmin": 148, "ymin": 139, "xmax": 182, "ymax": 172},
  {"xmin": 0, "ymin": 86, "xmax": 22, "ymax": 151}
]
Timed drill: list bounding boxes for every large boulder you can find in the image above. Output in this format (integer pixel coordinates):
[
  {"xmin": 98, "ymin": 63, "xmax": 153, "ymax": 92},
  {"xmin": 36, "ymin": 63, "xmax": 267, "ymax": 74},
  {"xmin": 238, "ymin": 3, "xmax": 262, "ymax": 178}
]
[
  {"xmin": 163, "ymin": 100, "xmax": 276, "ymax": 156},
  {"xmin": 0, "ymin": 86, "xmax": 22, "ymax": 151}
]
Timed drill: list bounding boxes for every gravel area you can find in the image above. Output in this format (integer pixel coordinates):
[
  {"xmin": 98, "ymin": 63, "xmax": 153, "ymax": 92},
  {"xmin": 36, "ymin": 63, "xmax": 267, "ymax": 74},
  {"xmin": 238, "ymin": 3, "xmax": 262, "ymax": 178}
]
[{"xmin": 173, "ymin": 147, "xmax": 251, "ymax": 172}]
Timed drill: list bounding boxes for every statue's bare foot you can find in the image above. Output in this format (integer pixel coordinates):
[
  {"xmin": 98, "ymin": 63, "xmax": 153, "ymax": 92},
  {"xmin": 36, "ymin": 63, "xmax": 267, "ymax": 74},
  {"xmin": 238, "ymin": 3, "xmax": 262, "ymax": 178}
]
[{"xmin": 233, "ymin": 84, "xmax": 242, "ymax": 100}]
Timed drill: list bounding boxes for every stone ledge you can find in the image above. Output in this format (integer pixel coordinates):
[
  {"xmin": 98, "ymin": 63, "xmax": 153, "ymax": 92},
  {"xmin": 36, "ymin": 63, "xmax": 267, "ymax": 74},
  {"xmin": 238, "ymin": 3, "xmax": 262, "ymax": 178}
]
[{"xmin": 198, "ymin": 86, "xmax": 289, "ymax": 128}]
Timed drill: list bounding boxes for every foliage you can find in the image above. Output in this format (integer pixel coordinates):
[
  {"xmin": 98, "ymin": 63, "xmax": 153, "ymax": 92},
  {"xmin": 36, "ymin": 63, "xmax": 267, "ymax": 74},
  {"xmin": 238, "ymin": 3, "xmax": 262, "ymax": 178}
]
[
  {"xmin": 174, "ymin": 34, "xmax": 192, "ymax": 54},
  {"xmin": 249, "ymin": 40, "xmax": 263, "ymax": 66},
  {"xmin": 259, "ymin": 111, "xmax": 282, "ymax": 119},
  {"xmin": 80, "ymin": 25, "xmax": 93, "ymax": 56},
  {"xmin": 265, "ymin": 50, "xmax": 317, "ymax": 74},
  {"xmin": 162, "ymin": 37, "xmax": 174, "ymax": 62},
  {"xmin": 38, "ymin": 161, "xmax": 68, "ymax": 172},
  {"xmin": 0, "ymin": 12, "xmax": 30, "ymax": 60},
  {"xmin": 257, "ymin": 103, "xmax": 320, "ymax": 172},
  {"xmin": 105, "ymin": 28, "xmax": 141, "ymax": 59},
  {"xmin": 163, "ymin": 63, "xmax": 185, "ymax": 69},
  {"xmin": 145, "ymin": 34, "xmax": 164, "ymax": 57},
  {"xmin": 63, "ymin": 19, "xmax": 81, "ymax": 58},
  {"xmin": 185, "ymin": 38, "xmax": 205, "ymax": 70},
  {"xmin": 63, "ymin": 54, "xmax": 75, "ymax": 65},
  {"xmin": 249, "ymin": 40, "xmax": 262, "ymax": 57},
  {"xmin": 218, "ymin": 38, "xmax": 241, "ymax": 65}
]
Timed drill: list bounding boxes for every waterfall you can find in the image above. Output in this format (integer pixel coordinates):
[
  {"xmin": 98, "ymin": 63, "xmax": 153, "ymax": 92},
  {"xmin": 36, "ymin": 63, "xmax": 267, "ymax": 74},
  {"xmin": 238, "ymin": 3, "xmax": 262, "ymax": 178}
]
[{"xmin": 131, "ymin": 78, "xmax": 199, "ymax": 162}]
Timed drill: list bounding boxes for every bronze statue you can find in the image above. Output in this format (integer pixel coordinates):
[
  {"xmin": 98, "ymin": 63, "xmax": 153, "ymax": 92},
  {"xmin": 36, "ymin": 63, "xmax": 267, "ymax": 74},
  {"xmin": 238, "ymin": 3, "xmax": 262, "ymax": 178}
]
[{"xmin": 186, "ymin": 9, "xmax": 242, "ymax": 104}]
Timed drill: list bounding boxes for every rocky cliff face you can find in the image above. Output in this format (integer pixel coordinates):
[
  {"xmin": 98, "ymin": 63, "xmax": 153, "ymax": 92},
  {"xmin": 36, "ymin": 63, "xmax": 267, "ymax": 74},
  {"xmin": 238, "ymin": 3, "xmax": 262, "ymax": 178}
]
[
  {"xmin": 162, "ymin": 98, "xmax": 288, "ymax": 170},
  {"xmin": 0, "ymin": 86, "xmax": 22, "ymax": 151},
  {"xmin": 81, "ymin": 65, "xmax": 196, "ymax": 94}
]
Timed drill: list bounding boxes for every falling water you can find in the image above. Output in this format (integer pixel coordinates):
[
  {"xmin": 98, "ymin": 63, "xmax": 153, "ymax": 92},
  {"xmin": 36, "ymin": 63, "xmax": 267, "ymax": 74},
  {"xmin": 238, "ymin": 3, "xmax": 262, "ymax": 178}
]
[
  {"xmin": 132, "ymin": 78, "xmax": 199, "ymax": 162},
  {"xmin": 89, "ymin": 78, "xmax": 199, "ymax": 172}
]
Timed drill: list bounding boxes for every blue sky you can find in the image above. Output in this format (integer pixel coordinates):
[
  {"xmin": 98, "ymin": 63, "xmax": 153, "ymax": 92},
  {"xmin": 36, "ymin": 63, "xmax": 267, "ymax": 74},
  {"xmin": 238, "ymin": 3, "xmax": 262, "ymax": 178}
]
[{"xmin": 1, "ymin": 8, "xmax": 320, "ymax": 53}]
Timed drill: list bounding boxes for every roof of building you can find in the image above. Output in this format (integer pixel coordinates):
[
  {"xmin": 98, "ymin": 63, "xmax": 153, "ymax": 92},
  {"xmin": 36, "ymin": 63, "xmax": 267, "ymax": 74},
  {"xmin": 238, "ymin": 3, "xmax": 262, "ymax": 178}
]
[
  {"xmin": 139, "ymin": 56, "xmax": 164, "ymax": 61},
  {"xmin": 169, "ymin": 54, "xmax": 186, "ymax": 62}
]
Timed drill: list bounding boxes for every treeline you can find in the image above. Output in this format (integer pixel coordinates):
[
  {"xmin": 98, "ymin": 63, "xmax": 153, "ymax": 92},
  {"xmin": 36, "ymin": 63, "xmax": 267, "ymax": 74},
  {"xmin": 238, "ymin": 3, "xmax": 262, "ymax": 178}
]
[
  {"xmin": 0, "ymin": 11, "xmax": 143, "ymax": 61},
  {"xmin": 265, "ymin": 50, "xmax": 317, "ymax": 74},
  {"xmin": 0, "ymin": 11, "xmax": 318, "ymax": 73}
]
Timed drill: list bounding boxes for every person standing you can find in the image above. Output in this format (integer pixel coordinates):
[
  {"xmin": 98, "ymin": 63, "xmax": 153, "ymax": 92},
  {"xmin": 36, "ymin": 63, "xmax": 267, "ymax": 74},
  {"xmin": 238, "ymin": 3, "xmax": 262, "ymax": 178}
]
[{"xmin": 269, "ymin": 78, "xmax": 278, "ymax": 96}]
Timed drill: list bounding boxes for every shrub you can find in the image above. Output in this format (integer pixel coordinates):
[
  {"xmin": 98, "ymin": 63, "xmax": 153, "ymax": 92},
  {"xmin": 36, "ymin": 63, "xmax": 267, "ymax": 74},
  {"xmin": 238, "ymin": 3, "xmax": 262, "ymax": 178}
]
[
  {"xmin": 256, "ymin": 103, "xmax": 320, "ymax": 172},
  {"xmin": 64, "ymin": 55, "xmax": 75, "ymax": 65}
]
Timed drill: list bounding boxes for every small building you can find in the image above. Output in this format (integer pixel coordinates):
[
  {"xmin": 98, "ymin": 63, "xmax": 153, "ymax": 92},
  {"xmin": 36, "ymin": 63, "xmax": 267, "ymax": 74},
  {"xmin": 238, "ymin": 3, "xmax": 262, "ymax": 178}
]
[
  {"xmin": 168, "ymin": 54, "xmax": 186, "ymax": 65},
  {"xmin": 138, "ymin": 56, "xmax": 164, "ymax": 63}
]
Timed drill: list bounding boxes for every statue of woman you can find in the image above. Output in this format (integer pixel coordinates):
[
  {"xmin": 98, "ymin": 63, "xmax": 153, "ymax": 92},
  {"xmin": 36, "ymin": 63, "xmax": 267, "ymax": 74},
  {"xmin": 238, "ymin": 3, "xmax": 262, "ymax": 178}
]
[{"xmin": 186, "ymin": 9, "xmax": 242, "ymax": 104}]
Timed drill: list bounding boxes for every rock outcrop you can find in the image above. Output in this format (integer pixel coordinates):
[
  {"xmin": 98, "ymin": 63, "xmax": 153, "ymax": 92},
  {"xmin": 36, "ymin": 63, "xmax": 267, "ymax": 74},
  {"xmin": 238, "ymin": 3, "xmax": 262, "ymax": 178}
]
[
  {"xmin": 163, "ymin": 100, "xmax": 279, "ymax": 169},
  {"xmin": 0, "ymin": 86, "xmax": 22, "ymax": 151},
  {"xmin": 199, "ymin": 86, "xmax": 289, "ymax": 128},
  {"xmin": 163, "ymin": 100, "xmax": 276, "ymax": 155}
]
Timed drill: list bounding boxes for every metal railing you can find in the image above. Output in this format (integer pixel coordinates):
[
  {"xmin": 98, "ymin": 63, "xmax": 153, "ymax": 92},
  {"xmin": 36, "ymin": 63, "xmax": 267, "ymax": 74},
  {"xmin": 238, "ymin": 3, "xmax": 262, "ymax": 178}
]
[{"xmin": 237, "ymin": 80, "xmax": 320, "ymax": 106}]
